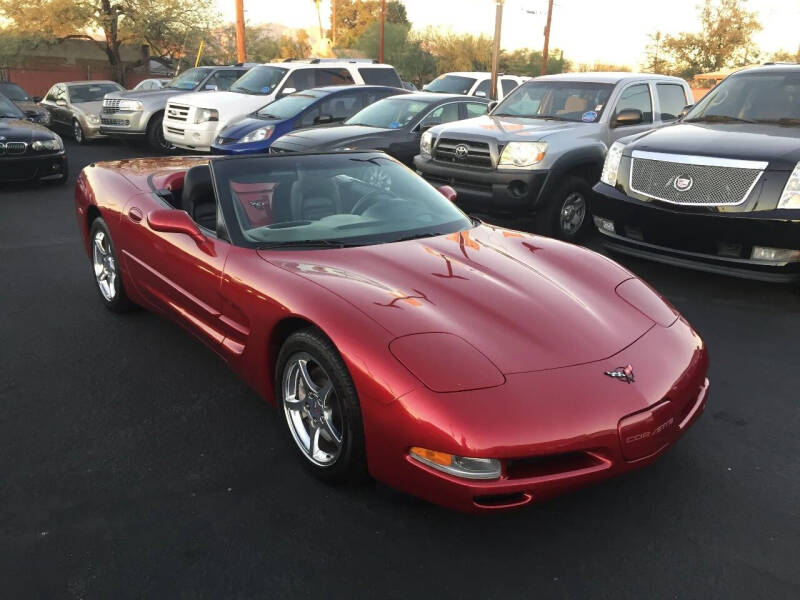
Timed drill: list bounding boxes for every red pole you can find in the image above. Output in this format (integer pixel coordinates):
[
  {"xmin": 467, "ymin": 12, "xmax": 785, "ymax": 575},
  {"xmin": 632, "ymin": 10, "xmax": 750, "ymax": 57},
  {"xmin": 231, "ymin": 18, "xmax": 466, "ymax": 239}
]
[
  {"xmin": 541, "ymin": 0, "xmax": 553, "ymax": 75},
  {"xmin": 379, "ymin": 0, "xmax": 386, "ymax": 63},
  {"xmin": 235, "ymin": 0, "xmax": 246, "ymax": 63}
]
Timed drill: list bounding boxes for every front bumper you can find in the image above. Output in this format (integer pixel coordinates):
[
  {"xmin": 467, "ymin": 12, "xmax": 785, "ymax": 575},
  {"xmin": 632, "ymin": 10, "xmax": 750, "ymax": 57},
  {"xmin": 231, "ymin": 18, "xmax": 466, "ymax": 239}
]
[
  {"xmin": 0, "ymin": 151, "xmax": 67, "ymax": 182},
  {"xmin": 164, "ymin": 122, "xmax": 216, "ymax": 152},
  {"xmin": 363, "ymin": 317, "xmax": 709, "ymax": 512},
  {"xmin": 100, "ymin": 110, "xmax": 148, "ymax": 136},
  {"xmin": 593, "ymin": 182, "xmax": 800, "ymax": 282},
  {"xmin": 414, "ymin": 155, "xmax": 548, "ymax": 217}
]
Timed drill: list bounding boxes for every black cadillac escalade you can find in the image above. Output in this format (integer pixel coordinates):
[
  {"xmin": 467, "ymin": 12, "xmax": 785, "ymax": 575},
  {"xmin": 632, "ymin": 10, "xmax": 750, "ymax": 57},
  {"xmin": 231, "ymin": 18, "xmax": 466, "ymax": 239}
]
[{"xmin": 593, "ymin": 64, "xmax": 800, "ymax": 282}]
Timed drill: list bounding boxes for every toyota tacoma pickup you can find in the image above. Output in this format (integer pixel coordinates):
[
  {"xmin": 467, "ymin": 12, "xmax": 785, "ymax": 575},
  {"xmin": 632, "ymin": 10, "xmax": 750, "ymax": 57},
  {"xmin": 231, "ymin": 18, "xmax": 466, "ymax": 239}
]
[
  {"xmin": 414, "ymin": 72, "xmax": 692, "ymax": 239},
  {"xmin": 593, "ymin": 64, "xmax": 800, "ymax": 282}
]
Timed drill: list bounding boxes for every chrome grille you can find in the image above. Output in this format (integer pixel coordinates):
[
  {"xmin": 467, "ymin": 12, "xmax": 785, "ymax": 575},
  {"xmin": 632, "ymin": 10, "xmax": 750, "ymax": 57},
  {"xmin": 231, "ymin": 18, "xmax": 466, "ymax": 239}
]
[
  {"xmin": 433, "ymin": 138, "xmax": 492, "ymax": 168},
  {"xmin": 165, "ymin": 102, "xmax": 190, "ymax": 122},
  {"xmin": 629, "ymin": 151, "xmax": 766, "ymax": 206},
  {"xmin": 102, "ymin": 98, "xmax": 121, "ymax": 114},
  {"xmin": 0, "ymin": 141, "xmax": 27, "ymax": 154},
  {"xmin": 101, "ymin": 117, "xmax": 129, "ymax": 126}
]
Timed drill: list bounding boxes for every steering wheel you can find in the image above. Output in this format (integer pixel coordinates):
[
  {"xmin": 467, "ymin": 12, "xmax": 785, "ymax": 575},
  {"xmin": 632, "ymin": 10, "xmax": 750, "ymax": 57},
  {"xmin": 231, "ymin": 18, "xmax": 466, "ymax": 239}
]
[{"xmin": 351, "ymin": 189, "xmax": 396, "ymax": 215}]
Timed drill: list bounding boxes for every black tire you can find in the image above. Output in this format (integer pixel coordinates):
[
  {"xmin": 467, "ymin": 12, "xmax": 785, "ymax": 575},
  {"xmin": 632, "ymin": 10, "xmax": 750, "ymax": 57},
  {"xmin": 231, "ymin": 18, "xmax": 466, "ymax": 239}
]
[
  {"xmin": 275, "ymin": 328, "xmax": 368, "ymax": 484},
  {"xmin": 537, "ymin": 176, "xmax": 594, "ymax": 242},
  {"xmin": 88, "ymin": 217, "xmax": 136, "ymax": 312},
  {"xmin": 72, "ymin": 119, "xmax": 85, "ymax": 144},
  {"xmin": 145, "ymin": 113, "xmax": 173, "ymax": 153}
]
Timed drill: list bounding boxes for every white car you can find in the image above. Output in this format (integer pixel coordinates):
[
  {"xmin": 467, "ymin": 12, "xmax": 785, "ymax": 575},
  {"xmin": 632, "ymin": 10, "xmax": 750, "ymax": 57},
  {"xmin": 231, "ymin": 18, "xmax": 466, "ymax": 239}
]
[
  {"xmin": 423, "ymin": 72, "xmax": 525, "ymax": 100},
  {"xmin": 163, "ymin": 59, "xmax": 402, "ymax": 151}
]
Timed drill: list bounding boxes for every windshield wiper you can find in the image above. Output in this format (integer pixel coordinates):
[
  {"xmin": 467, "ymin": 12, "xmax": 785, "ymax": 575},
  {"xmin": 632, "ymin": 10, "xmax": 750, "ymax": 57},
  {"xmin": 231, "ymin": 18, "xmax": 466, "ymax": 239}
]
[
  {"xmin": 258, "ymin": 113, "xmax": 279, "ymax": 120},
  {"xmin": 685, "ymin": 115, "xmax": 755, "ymax": 124},
  {"xmin": 257, "ymin": 239, "xmax": 360, "ymax": 250},
  {"xmin": 753, "ymin": 117, "xmax": 800, "ymax": 126},
  {"xmin": 391, "ymin": 231, "xmax": 449, "ymax": 243}
]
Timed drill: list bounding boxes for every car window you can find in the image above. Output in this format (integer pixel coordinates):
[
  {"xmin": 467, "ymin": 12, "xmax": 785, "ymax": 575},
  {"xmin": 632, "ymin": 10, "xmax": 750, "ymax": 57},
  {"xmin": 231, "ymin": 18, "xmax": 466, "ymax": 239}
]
[
  {"xmin": 358, "ymin": 68, "xmax": 402, "ymax": 87},
  {"xmin": 474, "ymin": 79, "xmax": 491, "ymax": 97},
  {"xmin": 0, "ymin": 82, "xmax": 30, "ymax": 102},
  {"xmin": 501, "ymin": 78, "xmax": 519, "ymax": 97},
  {"xmin": 44, "ymin": 85, "xmax": 59, "ymax": 102},
  {"xmin": 54, "ymin": 85, "xmax": 67, "ymax": 103},
  {"xmin": 211, "ymin": 153, "xmax": 472, "ymax": 248},
  {"xmin": 0, "ymin": 93, "xmax": 24, "ymax": 118},
  {"xmin": 465, "ymin": 102, "xmax": 488, "ymax": 117},
  {"xmin": 363, "ymin": 88, "xmax": 398, "ymax": 105},
  {"xmin": 280, "ymin": 68, "xmax": 317, "ymax": 94},
  {"xmin": 314, "ymin": 68, "xmax": 355, "ymax": 87},
  {"xmin": 424, "ymin": 74, "xmax": 477, "ymax": 95},
  {"xmin": 656, "ymin": 83, "xmax": 687, "ymax": 121},
  {"xmin": 420, "ymin": 102, "xmax": 462, "ymax": 128},
  {"xmin": 686, "ymin": 72, "xmax": 800, "ymax": 122},
  {"xmin": 167, "ymin": 67, "xmax": 213, "ymax": 90},
  {"xmin": 494, "ymin": 81, "xmax": 614, "ymax": 122},
  {"xmin": 345, "ymin": 96, "xmax": 437, "ymax": 128},
  {"xmin": 318, "ymin": 92, "xmax": 362, "ymax": 121},
  {"xmin": 68, "ymin": 83, "xmax": 123, "ymax": 103},
  {"xmin": 614, "ymin": 83, "xmax": 653, "ymax": 124},
  {"xmin": 230, "ymin": 66, "xmax": 288, "ymax": 95},
  {"xmin": 209, "ymin": 70, "xmax": 246, "ymax": 91},
  {"xmin": 256, "ymin": 90, "xmax": 326, "ymax": 120}
]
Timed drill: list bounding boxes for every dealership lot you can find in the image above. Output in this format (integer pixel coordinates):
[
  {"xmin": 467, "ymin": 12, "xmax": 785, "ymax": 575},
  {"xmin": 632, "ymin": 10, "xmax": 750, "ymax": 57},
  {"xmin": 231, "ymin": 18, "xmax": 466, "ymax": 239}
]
[{"xmin": 1, "ymin": 140, "xmax": 799, "ymax": 597}]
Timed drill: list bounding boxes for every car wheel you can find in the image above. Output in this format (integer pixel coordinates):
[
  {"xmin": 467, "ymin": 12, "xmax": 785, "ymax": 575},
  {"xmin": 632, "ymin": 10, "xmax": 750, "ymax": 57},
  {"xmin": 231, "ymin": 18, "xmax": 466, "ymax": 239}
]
[
  {"xmin": 146, "ymin": 114, "xmax": 174, "ymax": 153},
  {"xmin": 89, "ymin": 218, "xmax": 135, "ymax": 312},
  {"xmin": 538, "ymin": 176, "xmax": 593, "ymax": 241},
  {"xmin": 276, "ymin": 328, "xmax": 367, "ymax": 483},
  {"xmin": 72, "ymin": 119, "xmax": 85, "ymax": 144}
]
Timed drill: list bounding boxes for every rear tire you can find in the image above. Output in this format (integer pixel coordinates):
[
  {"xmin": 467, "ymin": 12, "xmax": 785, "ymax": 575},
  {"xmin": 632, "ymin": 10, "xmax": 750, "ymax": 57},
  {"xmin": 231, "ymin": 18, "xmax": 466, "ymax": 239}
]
[
  {"xmin": 89, "ymin": 217, "xmax": 135, "ymax": 312},
  {"xmin": 275, "ymin": 328, "xmax": 368, "ymax": 484},
  {"xmin": 537, "ymin": 176, "xmax": 593, "ymax": 242},
  {"xmin": 146, "ymin": 113, "xmax": 174, "ymax": 153}
]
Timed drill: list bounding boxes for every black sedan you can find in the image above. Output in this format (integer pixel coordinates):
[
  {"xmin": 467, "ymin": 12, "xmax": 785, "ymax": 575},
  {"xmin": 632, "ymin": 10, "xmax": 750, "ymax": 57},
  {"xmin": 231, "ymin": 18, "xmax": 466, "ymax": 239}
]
[
  {"xmin": 0, "ymin": 93, "xmax": 68, "ymax": 185},
  {"xmin": 0, "ymin": 80, "xmax": 50, "ymax": 125},
  {"xmin": 269, "ymin": 93, "xmax": 490, "ymax": 166}
]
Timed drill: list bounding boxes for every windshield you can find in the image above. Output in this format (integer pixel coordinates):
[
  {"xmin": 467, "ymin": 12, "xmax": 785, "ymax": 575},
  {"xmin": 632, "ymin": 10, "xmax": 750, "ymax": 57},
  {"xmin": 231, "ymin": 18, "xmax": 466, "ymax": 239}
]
[
  {"xmin": 345, "ymin": 97, "xmax": 434, "ymax": 128},
  {"xmin": 212, "ymin": 153, "xmax": 472, "ymax": 248},
  {"xmin": 0, "ymin": 93, "xmax": 24, "ymax": 118},
  {"xmin": 167, "ymin": 68, "xmax": 212, "ymax": 90},
  {"xmin": 230, "ymin": 66, "xmax": 288, "ymax": 95},
  {"xmin": 493, "ymin": 81, "xmax": 614, "ymax": 122},
  {"xmin": 424, "ymin": 75, "xmax": 477, "ymax": 95},
  {"xmin": 0, "ymin": 82, "xmax": 30, "ymax": 102},
  {"xmin": 68, "ymin": 83, "xmax": 123, "ymax": 103},
  {"xmin": 256, "ymin": 90, "xmax": 326, "ymax": 119},
  {"xmin": 686, "ymin": 72, "xmax": 800, "ymax": 124}
]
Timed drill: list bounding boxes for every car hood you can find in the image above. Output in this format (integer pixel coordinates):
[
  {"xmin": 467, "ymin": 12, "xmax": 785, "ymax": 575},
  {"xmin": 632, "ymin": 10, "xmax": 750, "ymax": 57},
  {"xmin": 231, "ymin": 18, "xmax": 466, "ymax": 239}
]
[
  {"xmin": 219, "ymin": 116, "xmax": 284, "ymax": 139},
  {"xmin": 271, "ymin": 125, "xmax": 393, "ymax": 150},
  {"xmin": 628, "ymin": 122, "xmax": 800, "ymax": 170},
  {"xmin": 260, "ymin": 225, "xmax": 657, "ymax": 374},
  {"xmin": 14, "ymin": 100, "xmax": 47, "ymax": 116},
  {"xmin": 72, "ymin": 101, "xmax": 104, "ymax": 117},
  {"xmin": 430, "ymin": 114, "xmax": 596, "ymax": 143},
  {"xmin": 106, "ymin": 88, "xmax": 191, "ymax": 102},
  {"xmin": 168, "ymin": 91, "xmax": 275, "ymax": 119},
  {"xmin": 0, "ymin": 118, "xmax": 55, "ymax": 142}
]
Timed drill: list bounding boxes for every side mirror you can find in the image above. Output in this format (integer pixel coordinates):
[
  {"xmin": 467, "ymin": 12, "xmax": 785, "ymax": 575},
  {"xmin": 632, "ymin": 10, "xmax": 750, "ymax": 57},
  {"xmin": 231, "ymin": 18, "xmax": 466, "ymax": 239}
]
[
  {"xmin": 204, "ymin": 84, "xmax": 218, "ymax": 91},
  {"xmin": 32, "ymin": 96, "xmax": 42, "ymax": 103},
  {"xmin": 679, "ymin": 104, "xmax": 694, "ymax": 119},
  {"xmin": 487, "ymin": 100, "xmax": 498, "ymax": 113},
  {"xmin": 474, "ymin": 90, "xmax": 487, "ymax": 98},
  {"xmin": 56, "ymin": 99, "xmax": 67, "ymax": 107},
  {"xmin": 437, "ymin": 185, "xmax": 457, "ymax": 202},
  {"xmin": 418, "ymin": 120, "xmax": 439, "ymax": 133},
  {"xmin": 314, "ymin": 114, "xmax": 334, "ymax": 125},
  {"xmin": 147, "ymin": 209, "xmax": 214, "ymax": 254},
  {"xmin": 613, "ymin": 108, "xmax": 643, "ymax": 127},
  {"xmin": 281, "ymin": 87, "xmax": 297, "ymax": 96}
]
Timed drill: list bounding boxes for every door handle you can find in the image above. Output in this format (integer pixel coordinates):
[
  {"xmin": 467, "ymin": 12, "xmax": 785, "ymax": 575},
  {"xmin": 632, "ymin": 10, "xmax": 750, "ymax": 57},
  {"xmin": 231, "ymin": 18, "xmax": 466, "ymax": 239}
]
[{"xmin": 128, "ymin": 207, "xmax": 143, "ymax": 223}]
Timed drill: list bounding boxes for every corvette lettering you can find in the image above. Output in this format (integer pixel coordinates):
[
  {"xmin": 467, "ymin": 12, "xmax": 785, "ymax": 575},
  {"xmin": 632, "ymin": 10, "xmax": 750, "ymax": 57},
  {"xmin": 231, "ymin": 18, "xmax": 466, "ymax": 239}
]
[{"xmin": 625, "ymin": 417, "xmax": 675, "ymax": 444}]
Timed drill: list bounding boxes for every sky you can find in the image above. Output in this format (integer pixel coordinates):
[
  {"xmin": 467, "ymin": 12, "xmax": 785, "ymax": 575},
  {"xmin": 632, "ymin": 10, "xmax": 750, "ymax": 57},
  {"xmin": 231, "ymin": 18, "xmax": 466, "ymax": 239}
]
[{"xmin": 217, "ymin": 0, "xmax": 800, "ymax": 68}]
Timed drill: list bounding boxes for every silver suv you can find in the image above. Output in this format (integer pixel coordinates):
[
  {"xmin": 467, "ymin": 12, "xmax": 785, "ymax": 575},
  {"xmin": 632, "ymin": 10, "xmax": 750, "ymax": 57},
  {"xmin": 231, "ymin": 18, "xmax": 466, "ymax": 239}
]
[
  {"xmin": 100, "ymin": 65, "xmax": 252, "ymax": 151},
  {"xmin": 414, "ymin": 72, "xmax": 693, "ymax": 240}
]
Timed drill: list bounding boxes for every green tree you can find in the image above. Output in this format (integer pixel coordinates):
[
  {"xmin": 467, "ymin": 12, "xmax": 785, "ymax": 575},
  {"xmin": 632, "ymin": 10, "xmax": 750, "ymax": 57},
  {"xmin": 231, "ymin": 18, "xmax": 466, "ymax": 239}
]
[
  {"xmin": 415, "ymin": 28, "xmax": 494, "ymax": 73},
  {"xmin": 279, "ymin": 29, "xmax": 312, "ymax": 60},
  {"xmin": 661, "ymin": 0, "xmax": 761, "ymax": 79},
  {"xmin": 355, "ymin": 21, "xmax": 436, "ymax": 86},
  {"xmin": 333, "ymin": 0, "xmax": 409, "ymax": 49},
  {"xmin": 501, "ymin": 48, "xmax": 569, "ymax": 76},
  {"xmin": 0, "ymin": 0, "xmax": 218, "ymax": 83}
]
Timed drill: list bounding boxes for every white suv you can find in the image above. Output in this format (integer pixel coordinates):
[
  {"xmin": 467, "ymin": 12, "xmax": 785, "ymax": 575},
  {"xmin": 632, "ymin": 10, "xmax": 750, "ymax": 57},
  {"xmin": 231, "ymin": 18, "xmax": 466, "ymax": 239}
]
[
  {"xmin": 423, "ymin": 72, "xmax": 527, "ymax": 100},
  {"xmin": 163, "ymin": 59, "xmax": 402, "ymax": 151}
]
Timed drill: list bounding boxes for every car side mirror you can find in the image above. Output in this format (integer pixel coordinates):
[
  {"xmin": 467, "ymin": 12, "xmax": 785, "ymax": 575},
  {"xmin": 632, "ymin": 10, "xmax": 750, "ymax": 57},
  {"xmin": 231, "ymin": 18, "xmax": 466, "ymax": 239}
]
[
  {"xmin": 147, "ymin": 209, "xmax": 215, "ymax": 255},
  {"xmin": 418, "ymin": 120, "xmax": 439, "ymax": 133},
  {"xmin": 314, "ymin": 114, "xmax": 334, "ymax": 124},
  {"xmin": 613, "ymin": 108, "xmax": 643, "ymax": 127},
  {"xmin": 32, "ymin": 96, "xmax": 42, "ymax": 103},
  {"xmin": 474, "ymin": 90, "xmax": 487, "ymax": 98},
  {"xmin": 281, "ymin": 87, "xmax": 297, "ymax": 96},
  {"xmin": 487, "ymin": 101, "xmax": 498, "ymax": 113},
  {"xmin": 437, "ymin": 185, "xmax": 457, "ymax": 202},
  {"xmin": 204, "ymin": 84, "xmax": 218, "ymax": 91},
  {"xmin": 56, "ymin": 99, "xmax": 67, "ymax": 107},
  {"xmin": 679, "ymin": 104, "xmax": 694, "ymax": 119}
]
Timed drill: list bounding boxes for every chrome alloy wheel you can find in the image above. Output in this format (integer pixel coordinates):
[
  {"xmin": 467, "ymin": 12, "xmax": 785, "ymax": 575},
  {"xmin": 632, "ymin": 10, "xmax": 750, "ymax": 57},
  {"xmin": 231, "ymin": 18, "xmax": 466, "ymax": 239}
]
[
  {"xmin": 282, "ymin": 353, "xmax": 344, "ymax": 467},
  {"xmin": 73, "ymin": 120, "xmax": 84, "ymax": 143},
  {"xmin": 92, "ymin": 230, "xmax": 117, "ymax": 301},
  {"xmin": 560, "ymin": 192, "xmax": 587, "ymax": 236}
]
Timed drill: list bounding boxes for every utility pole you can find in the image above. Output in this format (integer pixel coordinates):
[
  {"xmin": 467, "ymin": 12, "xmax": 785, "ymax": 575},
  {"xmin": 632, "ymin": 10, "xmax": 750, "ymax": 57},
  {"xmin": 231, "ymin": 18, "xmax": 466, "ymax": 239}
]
[
  {"xmin": 541, "ymin": 0, "xmax": 553, "ymax": 76},
  {"xmin": 331, "ymin": 0, "xmax": 337, "ymax": 46},
  {"xmin": 379, "ymin": 0, "xmax": 386, "ymax": 63},
  {"xmin": 235, "ymin": 0, "xmax": 246, "ymax": 63},
  {"xmin": 490, "ymin": 0, "xmax": 504, "ymax": 100}
]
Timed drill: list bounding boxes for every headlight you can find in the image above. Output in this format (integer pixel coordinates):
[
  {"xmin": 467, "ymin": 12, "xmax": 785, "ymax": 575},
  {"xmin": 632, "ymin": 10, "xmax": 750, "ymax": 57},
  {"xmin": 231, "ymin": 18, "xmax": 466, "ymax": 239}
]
[
  {"xmin": 601, "ymin": 141, "xmax": 625, "ymax": 186},
  {"xmin": 778, "ymin": 162, "xmax": 800, "ymax": 209},
  {"xmin": 118, "ymin": 100, "xmax": 143, "ymax": 112},
  {"xmin": 195, "ymin": 108, "xmax": 219, "ymax": 124},
  {"xmin": 409, "ymin": 447, "xmax": 502, "ymax": 480},
  {"xmin": 239, "ymin": 125, "xmax": 274, "ymax": 143},
  {"xmin": 32, "ymin": 136, "xmax": 64, "ymax": 152},
  {"xmin": 498, "ymin": 142, "xmax": 547, "ymax": 168},
  {"xmin": 420, "ymin": 131, "xmax": 434, "ymax": 158},
  {"xmin": 87, "ymin": 114, "xmax": 100, "ymax": 125}
]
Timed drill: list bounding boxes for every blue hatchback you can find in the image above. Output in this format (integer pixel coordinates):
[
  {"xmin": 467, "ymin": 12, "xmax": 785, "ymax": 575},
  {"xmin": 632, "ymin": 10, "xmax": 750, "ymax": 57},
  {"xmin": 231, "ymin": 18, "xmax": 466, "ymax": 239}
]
[{"xmin": 211, "ymin": 85, "xmax": 407, "ymax": 154}]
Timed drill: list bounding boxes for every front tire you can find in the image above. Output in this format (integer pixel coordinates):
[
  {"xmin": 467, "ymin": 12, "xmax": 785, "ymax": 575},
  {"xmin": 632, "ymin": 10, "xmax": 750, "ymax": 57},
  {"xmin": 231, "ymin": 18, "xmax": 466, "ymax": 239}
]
[
  {"xmin": 89, "ymin": 218, "xmax": 135, "ymax": 312},
  {"xmin": 276, "ymin": 328, "xmax": 367, "ymax": 483},
  {"xmin": 538, "ymin": 176, "xmax": 593, "ymax": 241},
  {"xmin": 146, "ymin": 113, "xmax": 174, "ymax": 153},
  {"xmin": 72, "ymin": 119, "xmax": 85, "ymax": 144}
]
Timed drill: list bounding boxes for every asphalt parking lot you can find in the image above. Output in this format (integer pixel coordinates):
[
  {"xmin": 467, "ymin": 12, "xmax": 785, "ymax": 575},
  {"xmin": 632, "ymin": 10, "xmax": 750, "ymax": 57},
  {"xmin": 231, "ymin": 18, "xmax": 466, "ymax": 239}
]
[{"xmin": 1, "ymin": 139, "xmax": 799, "ymax": 599}]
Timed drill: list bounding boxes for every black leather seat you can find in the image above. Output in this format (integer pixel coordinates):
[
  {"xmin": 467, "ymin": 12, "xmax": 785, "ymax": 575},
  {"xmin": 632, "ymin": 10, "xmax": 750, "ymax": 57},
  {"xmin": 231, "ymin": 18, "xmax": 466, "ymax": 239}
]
[
  {"xmin": 182, "ymin": 165, "xmax": 216, "ymax": 230},
  {"xmin": 290, "ymin": 174, "xmax": 341, "ymax": 221}
]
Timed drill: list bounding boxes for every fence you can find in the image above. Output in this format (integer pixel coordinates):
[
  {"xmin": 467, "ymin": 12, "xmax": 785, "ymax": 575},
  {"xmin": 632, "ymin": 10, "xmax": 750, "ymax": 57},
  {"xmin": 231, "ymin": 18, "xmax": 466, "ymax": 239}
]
[{"xmin": 3, "ymin": 65, "xmax": 152, "ymax": 96}]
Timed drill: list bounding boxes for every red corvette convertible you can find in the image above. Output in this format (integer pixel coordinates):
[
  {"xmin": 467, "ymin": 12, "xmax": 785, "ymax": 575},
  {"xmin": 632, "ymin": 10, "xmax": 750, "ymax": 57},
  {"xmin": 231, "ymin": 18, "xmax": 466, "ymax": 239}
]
[{"xmin": 74, "ymin": 151, "xmax": 709, "ymax": 512}]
